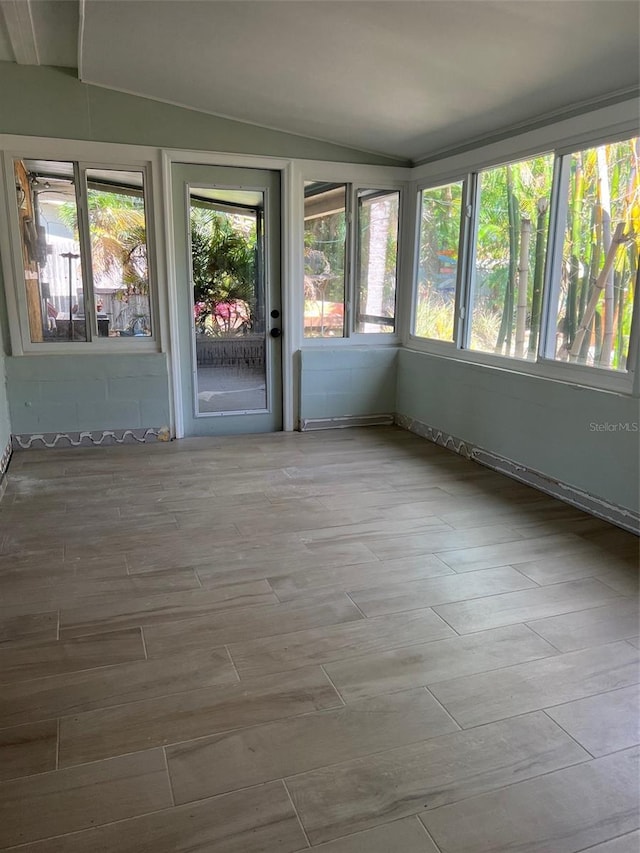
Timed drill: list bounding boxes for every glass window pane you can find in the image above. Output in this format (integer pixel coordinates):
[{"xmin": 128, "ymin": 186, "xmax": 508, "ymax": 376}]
[
  {"xmin": 414, "ymin": 181, "xmax": 464, "ymax": 342},
  {"xmin": 14, "ymin": 159, "xmax": 87, "ymax": 342},
  {"xmin": 86, "ymin": 169, "xmax": 151, "ymax": 338},
  {"xmin": 469, "ymin": 154, "xmax": 554, "ymax": 358},
  {"xmin": 304, "ymin": 182, "xmax": 346, "ymax": 338},
  {"xmin": 190, "ymin": 191, "xmax": 265, "ymax": 414},
  {"xmin": 552, "ymin": 137, "xmax": 639, "ymax": 372},
  {"xmin": 356, "ymin": 189, "xmax": 399, "ymax": 333}
]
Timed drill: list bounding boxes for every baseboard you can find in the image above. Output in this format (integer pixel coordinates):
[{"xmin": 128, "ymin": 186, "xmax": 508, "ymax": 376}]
[
  {"xmin": 12, "ymin": 427, "xmax": 171, "ymax": 450},
  {"xmin": 299, "ymin": 414, "xmax": 394, "ymax": 431},
  {"xmin": 0, "ymin": 437, "xmax": 12, "ymax": 501},
  {"xmin": 395, "ymin": 413, "xmax": 640, "ymax": 535}
]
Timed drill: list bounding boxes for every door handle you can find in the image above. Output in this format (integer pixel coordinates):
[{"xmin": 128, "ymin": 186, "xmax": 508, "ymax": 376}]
[{"xmin": 270, "ymin": 328, "xmax": 282, "ymax": 338}]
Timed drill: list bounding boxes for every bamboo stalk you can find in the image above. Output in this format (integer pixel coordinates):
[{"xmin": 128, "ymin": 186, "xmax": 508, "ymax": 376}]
[
  {"xmin": 496, "ymin": 166, "xmax": 518, "ymax": 353},
  {"xmin": 597, "ymin": 147, "xmax": 615, "ymax": 365},
  {"xmin": 528, "ymin": 198, "xmax": 548, "ymax": 355},
  {"xmin": 569, "ymin": 221, "xmax": 626, "ymax": 359},
  {"xmin": 578, "ymin": 206, "xmax": 601, "ymax": 362},
  {"xmin": 567, "ymin": 156, "xmax": 584, "ymax": 346},
  {"xmin": 514, "ymin": 218, "xmax": 532, "ymax": 358}
]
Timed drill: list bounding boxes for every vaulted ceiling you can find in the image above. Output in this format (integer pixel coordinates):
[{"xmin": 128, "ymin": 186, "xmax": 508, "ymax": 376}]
[{"xmin": 1, "ymin": 0, "xmax": 638, "ymax": 163}]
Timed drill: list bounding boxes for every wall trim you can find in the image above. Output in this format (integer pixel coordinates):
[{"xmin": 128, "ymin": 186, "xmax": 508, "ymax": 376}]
[
  {"xmin": 300, "ymin": 414, "xmax": 394, "ymax": 431},
  {"xmin": 12, "ymin": 427, "xmax": 171, "ymax": 450},
  {"xmin": 395, "ymin": 413, "xmax": 640, "ymax": 535}
]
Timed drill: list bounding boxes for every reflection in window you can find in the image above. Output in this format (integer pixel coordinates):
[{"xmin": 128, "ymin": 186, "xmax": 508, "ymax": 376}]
[
  {"xmin": 552, "ymin": 137, "xmax": 639, "ymax": 371},
  {"xmin": 469, "ymin": 154, "xmax": 553, "ymax": 358},
  {"xmin": 304, "ymin": 183, "xmax": 346, "ymax": 338},
  {"xmin": 13, "ymin": 160, "xmax": 153, "ymax": 343},
  {"xmin": 15, "ymin": 160, "xmax": 87, "ymax": 342},
  {"xmin": 414, "ymin": 181, "xmax": 464, "ymax": 342},
  {"xmin": 86, "ymin": 169, "xmax": 151, "ymax": 337},
  {"xmin": 356, "ymin": 189, "xmax": 399, "ymax": 333},
  {"xmin": 189, "ymin": 188, "xmax": 266, "ymax": 414}
]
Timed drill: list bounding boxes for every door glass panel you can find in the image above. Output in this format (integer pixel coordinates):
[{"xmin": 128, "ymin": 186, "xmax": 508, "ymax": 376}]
[{"xmin": 189, "ymin": 187, "xmax": 266, "ymax": 414}]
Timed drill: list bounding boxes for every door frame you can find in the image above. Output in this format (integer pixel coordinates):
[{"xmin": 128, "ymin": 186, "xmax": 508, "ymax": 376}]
[{"xmin": 162, "ymin": 149, "xmax": 302, "ymax": 437}]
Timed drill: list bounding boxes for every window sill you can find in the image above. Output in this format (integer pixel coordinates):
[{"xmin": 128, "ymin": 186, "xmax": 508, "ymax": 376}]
[
  {"xmin": 404, "ymin": 336, "xmax": 637, "ymax": 396},
  {"xmin": 15, "ymin": 339, "xmax": 162, "ymax": 356}
]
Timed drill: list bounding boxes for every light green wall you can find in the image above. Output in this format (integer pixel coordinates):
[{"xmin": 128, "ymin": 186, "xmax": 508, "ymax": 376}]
[
  {"xmin": 300, "ymin": 347, "xmax": 398, "ymax": 423},
  {"xmin": 397, "ymin": 349, "xmax": 640, "ymax": 514},
  {"xmin": 0, "ymin": 62, "xmax": 403, "ymax": 438},
  {"xmin": 6, "ymin": 354, "xmax": 170, "ymax": 435},
  {"xmin": 0, "ymin": 63, "xmax": 404, "ymax": 166}
]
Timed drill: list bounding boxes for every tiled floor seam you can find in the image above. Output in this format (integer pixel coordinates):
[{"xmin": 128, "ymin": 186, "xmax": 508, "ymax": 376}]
[
  {"xmin": 283, "ymin": 778, "xmax": 313, "ymax": 849},
  {"xmin": 231, "ymin": 629, "xmax": 564, "ymax": 681},
  {"xmin": 429, "ymin": 594, "xmax": 628, "ymax": 636},
  {"xmin": 223, "ymin": 644, "xmax": 242, "ymax": 682},
  {"xmin": 415, "ymin": 814, "xmax": 445, "ymax": 852},
  {"xmin": 0, "ymin": 786, "xmax": 277, "ymax": 851},
  {"xmin": 522, "ymin": 620, "xmax": 566, "ymax": 652},
  {"xmin": 423, "ymin": 685, "xmax": 462, "ymax": 730},
  {"xmin": 540, "ymin": 708, "xmax": 597, "ymax": 759},
  {"xmin": 319, "ymin": 665, "xmax": 346, "ymax": 706},
  {"xmin": 63, "ymin": 689, "xmax": 413, "ymax": 767},
  {"xmin": 55, "ymin": 718, "xmax": 60, "ymax": 771},
  {"xmin": 161, "ymin": 747, "xmax": 176, "ymax": 807},
  {"xmin": 344, "ymin": 592, "xmax": 368, "ymax": 618},
  {"xmin": 429, "ymin": 673, "xmax": 640, "ymax": 729},
  {"xmin": 574, "ymin": 829, "xmax": 640, "ymax": 853}
]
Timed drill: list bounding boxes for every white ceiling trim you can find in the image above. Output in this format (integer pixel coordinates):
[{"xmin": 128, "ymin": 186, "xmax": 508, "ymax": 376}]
[
  {"xmin": 0, "ymin": 0, "xmax": 39, "ymax": 65},
  {"xmin": 413, "ymin": 85, "xmax": 640, "ymax": 167}
]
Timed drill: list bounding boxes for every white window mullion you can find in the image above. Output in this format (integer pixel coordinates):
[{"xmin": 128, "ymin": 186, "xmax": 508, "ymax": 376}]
[
  {"xmin": 458, "ymin": 172, "xmax": 478, "ymax": 351},
  {"xmin": 75, "ymin": 163, "xmax": 96, "ymax": 342},
  {"xmin": 345, "ymin": 184, "xmax": 354, "ymax": 337},
  {"xmin": 538, "ymin": 153, "xmax": 568, "ymax": 361}
]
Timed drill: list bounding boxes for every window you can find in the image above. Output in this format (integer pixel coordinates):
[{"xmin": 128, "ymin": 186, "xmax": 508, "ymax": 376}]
[
  {"xmin": 549, "ymin": 137, "xmax": 639, "ymax": 372},
  {"xmin": 13, "ymin": 159, "xmax": 152, "ymax": 345},
  {"xmin": 86, "ymin": 169, "xmax": 151, "ymax": 339},
  {"xmin": 414, "ymin": 180, "xmax": 464, "ymax": 342},
  {"xmin": 356, "ymin": 189, "xmax": 399, "ymax": 333},
  {"xmin": 304, "ymin": 182, "xmax": 347, "ymax": 338},
  {"xmin": 411, "ymin": 132, "xmax": 638, "ymax": 387},
  {"xmin": 469, "ymin": 153, "xmax": 554, "ymax": 358},
  {"xmin": 303, "ymin": 181, "xmax": 401, "ymax": 340}
]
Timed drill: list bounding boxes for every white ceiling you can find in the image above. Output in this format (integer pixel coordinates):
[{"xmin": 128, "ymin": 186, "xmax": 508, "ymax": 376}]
[{"xmin": 1, "ymin": 1, "xmax": 638, "ymax": 163}]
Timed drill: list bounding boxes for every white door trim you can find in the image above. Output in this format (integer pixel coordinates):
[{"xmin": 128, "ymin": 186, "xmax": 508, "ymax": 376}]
[{"xmin": 161, "ymin": 149, "xmax": 301, "ymax": 437}]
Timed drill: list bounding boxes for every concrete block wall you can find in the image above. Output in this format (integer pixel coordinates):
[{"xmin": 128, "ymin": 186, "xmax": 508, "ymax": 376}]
[
  {"xmin": 396, "ymin": 348, "xmax": 640, "ymax": 516},
  {"xmin": 6, "ymin": 354, "xmax": 170, "ymax": 435},
  {"xmin": 300, "ymin": 347, "xmax": 398, "ymax": 423}
]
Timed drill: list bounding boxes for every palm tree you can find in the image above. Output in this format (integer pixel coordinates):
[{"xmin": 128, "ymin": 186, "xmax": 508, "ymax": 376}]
[{"xmin": 86, "ymin": 189, "xmax": 148, "ymax": 296}]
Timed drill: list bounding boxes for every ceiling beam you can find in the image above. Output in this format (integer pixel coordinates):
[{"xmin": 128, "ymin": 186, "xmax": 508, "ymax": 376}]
[{"xmin": 0, "ymin": 0, "xmax": 39, "ymax": 65}]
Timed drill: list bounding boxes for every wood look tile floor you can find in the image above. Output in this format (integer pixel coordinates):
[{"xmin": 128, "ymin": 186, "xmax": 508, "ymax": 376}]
[{"xmin": 0, "ymin": 427, "xmax": 638, "ymax": 852}]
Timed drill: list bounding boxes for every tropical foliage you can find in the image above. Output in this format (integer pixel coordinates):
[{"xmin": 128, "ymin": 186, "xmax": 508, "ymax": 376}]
[
  {"xmin": 86, "ymin": 189, "xmax": 148, "ymax": 297},
  {"xmin": 60, "ymin": 188, "xmax": 149, "ymax": 298},
  {"xmin": 414, "ymin": 138, "xmax": 639, "ymax": 371},
  {"xmin": 557, "ymin": 138, "xmax": 639, "ymax": 370},
  {"xmin": 190, "ymin": 207, "xmax": 257, "ymax": 335}
]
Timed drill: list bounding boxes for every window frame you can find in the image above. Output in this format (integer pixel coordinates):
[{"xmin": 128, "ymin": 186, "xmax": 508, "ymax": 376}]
[
  {"xmin": 407, "ymin": 129, "xmax": 639, "ymax": 396},
  {"xmin": 1, "ymin": 150, "xmax": 160, "ymax": 355},
  {"xmin": 410, "ymin": 175, "xmax": 470, "ymax": 348},
  {"xmin": 301, "ymin": 174, "xmax": 406, "ymax": 346},
  {"xmin": 353, "ymin": 187, "xmax": 401, "ymax": 336}
]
